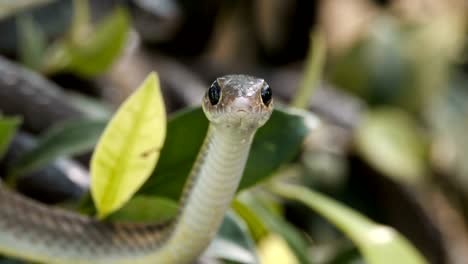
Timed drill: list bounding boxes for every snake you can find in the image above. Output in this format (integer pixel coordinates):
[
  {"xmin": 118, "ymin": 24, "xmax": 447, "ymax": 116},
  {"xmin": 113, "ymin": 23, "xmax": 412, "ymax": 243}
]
[{"xmin": 0, "ymin": 74, "xmax": 273, "ymax": 264}]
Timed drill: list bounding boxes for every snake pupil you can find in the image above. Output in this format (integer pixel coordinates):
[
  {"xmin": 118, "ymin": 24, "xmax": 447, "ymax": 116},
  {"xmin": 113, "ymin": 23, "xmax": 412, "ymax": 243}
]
[
  {"xmin": 261, "ymin": 85, "xmax": 272, "ymax": 105},
  {"xmin": 208, "ymin": 81, "xmax": 221, "ymax": 105}
]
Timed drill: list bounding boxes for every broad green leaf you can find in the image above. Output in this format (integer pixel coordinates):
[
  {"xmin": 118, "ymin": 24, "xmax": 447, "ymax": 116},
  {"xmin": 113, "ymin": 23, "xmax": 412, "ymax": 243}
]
[
  {"xmin": 271, "ymin": 183, "xmax": 428, "ymax": 264},
  {"xmin": 109, "ymin": 195, "xmax": 177, "ymax": 222},
  {"xmin": 237, "ymin": 193, "xmax": 312, "ymax": 264},
  {"xmin": 138, "ymin": 107, "xmax": 207, "ymax": 199},
  {"xmin": 242, "ymin": 109, "xmax": 313, "ymax": 189},
  {"xmin": 205, "ymin": 212, "xmax": 259, "ymax": 264},
  {"xmin": 0, "ymin": 117, "xmax": 21, "ymax": 160},
  {"xmin": 10, "ymin": 119, "xmax": 106, "ymax": 177},
  {"xmin": 91, "ymin": 73, "xmax": 166, "ymax": 218},
  {"xmin": 139, "ymin": 107, "xmax": 312, "ymax": 200},
  {"xmin": 43, "ymin": 7, "xmax": 129, "ymax": 77},
  {"xmin": 355, "ymin": 107, "xmax": 428, "ymax": 185}
]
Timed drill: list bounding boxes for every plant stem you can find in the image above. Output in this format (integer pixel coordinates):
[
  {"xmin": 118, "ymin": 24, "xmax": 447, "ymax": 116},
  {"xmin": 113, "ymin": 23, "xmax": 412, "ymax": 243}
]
[{"xmin": 291, "ymin": 29, "xmax": 326, "ymax": 109}]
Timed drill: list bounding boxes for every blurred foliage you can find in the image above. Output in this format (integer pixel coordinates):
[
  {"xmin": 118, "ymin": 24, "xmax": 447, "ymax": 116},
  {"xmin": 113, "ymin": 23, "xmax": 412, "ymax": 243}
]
[
  {"xmin": 292, "ymin": 30, "xmax": 326, "ymax": 109},
  {"xmin": 257, "ymin": 233, "xmax": 299, "ymax": 264},
  {"xmin": 0, "ymin": 0, "xmax": 53, "ymax": 19},
  {"xmin": 17, "ymin": 0, "xmax": 129, "ymax": 77},
  {"xmin": 0, "ymin": 116, "xmax": 21, "ymax": 160},
  {"xmin": 272, "ymin": 183, "xmax": 428, "ymax": 264},
  {"xmin": 2, "ymin": 0, "xmax": 468, "ymax": 263},
  {"xmin": 17, "ymin": 14, "xmax": 46, "ymax": 70},
  {"xmin": 237, "ymin": 192, "xmax": 312, "ymax": 264},
  {"xmin": 427, "ymin": 72, "xmax": 468, "ymax": 210},
  {"xmin": 330, "ymin": 12, "xmax": 465, "ymax": 111},
  {"xmin": 9, "ymin": 119, "xmax": 105, "ymax": 177},
  {"xmin": 43, "ymin": 6, "xmax": 129, "ymax": 76},
  {"xmin": 205, "ymin": 212, "xmax": 260, "ymax": 264},
  {"xmin": 355, "ymin": 107, "xmax": 428, "ymax": 185}
]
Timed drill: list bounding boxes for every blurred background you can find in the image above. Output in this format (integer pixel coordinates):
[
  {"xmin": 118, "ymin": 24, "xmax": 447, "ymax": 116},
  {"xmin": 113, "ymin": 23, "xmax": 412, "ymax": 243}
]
[{"xmin": 0, "ymin": 0, "xmax": 467, "ymax": 263}]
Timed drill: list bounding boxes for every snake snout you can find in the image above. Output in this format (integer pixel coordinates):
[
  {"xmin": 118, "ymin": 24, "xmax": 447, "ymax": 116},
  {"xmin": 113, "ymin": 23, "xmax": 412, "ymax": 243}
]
[{"xmin": 231, "ymin": 97, "xmax": 253, "ymax": 113}]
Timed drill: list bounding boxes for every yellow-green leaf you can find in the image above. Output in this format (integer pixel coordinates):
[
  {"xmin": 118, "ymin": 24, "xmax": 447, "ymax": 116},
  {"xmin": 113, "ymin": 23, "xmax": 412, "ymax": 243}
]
[
  {"xmin": 91, "ymin": 72, "xmax": 166, "ymax": 218},
  {"xmin": 271, "ymin": 183, "xmax": 428, "ymax": 264},
  {"xmin": 258, "ymin": 233, "xmax": 299, "ymax": 264}
]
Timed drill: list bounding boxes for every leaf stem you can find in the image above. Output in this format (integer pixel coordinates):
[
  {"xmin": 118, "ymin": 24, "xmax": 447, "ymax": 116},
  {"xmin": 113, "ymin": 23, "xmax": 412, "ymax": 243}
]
[{"xmin": 291, "ymin": 29, "xmax": 326, "ymax": 109}]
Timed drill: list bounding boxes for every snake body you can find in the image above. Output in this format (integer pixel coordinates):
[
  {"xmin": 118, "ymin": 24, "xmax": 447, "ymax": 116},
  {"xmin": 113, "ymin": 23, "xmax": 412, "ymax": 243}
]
[{"xmin": 0, "ymin": 75, "xmax": 273, "ymax": 263}]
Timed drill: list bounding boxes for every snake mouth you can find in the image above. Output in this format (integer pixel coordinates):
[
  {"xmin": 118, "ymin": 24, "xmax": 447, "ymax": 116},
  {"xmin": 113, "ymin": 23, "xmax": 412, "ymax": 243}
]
[{"xmin": 234, "ymin": 109, "xmax": 250, "ymax": 121}]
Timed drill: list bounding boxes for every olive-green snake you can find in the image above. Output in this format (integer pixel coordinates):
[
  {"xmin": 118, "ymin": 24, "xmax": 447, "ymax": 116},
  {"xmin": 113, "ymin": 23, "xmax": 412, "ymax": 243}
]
[{"xmin": 0, "ymin": 75, "xmax": 273, "ymax": 263}]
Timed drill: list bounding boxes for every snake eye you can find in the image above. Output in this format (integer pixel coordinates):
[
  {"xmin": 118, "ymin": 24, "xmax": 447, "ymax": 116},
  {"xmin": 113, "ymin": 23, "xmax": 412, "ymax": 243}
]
[
  {"xmin": 208, "ymin": 81, "xmax": 221, "ymax": 105},
  {"xmin": 261, "ymin": 85, "xmax": 272, "ymax": 106}
]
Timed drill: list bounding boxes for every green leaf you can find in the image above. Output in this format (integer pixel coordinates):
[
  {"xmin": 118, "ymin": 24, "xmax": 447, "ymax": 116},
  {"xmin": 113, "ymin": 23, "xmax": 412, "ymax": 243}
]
[
  {"xmin": 91, "ymin": 72, "xmax": 166, "ymax": 218},
  {"xmin": 232, "ymin": 199, "xmax": 268, "ymax": 241},
  {"xmin": 140, "ymin": 107, "xmax": 312, "ymax": 200},
  {"xmin": 17, "ymin": 14, "xmax": 46, "ymax": 71},
  {"xmin": 138, "ymin": 107, "xmax": 207, "ymax": 199},
  {"xmin": 0, "ymin": 116, "xmax": 21, "ymax": 160},
  {"xmin": 241, "ymin": 109, "xmax": 313, "ymax": 190},
  {"xmin": 109, "ymin": 195, "xmax": 177, "ymax": 222},
  {"xmin": 43, "ymin": 7, "xmax": 130, "ymax": 77},
  {"xmin": 355, "ymin": 107, "xmax": 428, "ymax": 184},
  {"xmin": 271, "ymin": 183, "xmax": 428, "ymax": 264},
  {"xmin": 10, "ymin": 119, "xmax": 106, "ymax": 177},
  {"xmin": 67, "ymin": 91, "xmax": 113, "ymax": 120},
  {"xmin": 205, "ymin": 212, "xmax": 259, "ymax": 264}
]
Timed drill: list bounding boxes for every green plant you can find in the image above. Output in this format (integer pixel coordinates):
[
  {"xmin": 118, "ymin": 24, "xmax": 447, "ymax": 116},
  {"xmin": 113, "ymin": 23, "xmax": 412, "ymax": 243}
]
[{"xmin": 17, "ymin": 0, "xmax": 130, "ymax": 77}]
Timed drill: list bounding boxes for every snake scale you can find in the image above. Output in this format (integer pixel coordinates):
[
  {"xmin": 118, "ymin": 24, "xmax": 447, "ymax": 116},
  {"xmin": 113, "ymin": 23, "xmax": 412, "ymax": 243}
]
[{"xmin": 0, "ymin": 75, "xmax": 273, "ymax": 263}]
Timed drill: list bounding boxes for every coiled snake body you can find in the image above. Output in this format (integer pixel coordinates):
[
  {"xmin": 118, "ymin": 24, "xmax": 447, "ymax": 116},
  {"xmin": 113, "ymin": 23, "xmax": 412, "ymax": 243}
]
[{"xmin": 0, "ymin": 75, "xmax": 273, "ymax": 263}]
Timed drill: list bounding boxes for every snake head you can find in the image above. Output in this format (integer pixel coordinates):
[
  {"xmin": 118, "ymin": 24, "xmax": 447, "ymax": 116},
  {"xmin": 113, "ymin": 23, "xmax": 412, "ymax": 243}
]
[{"xmin": 202, "ymin": 75, "xmax": 273, "ymax": 134}]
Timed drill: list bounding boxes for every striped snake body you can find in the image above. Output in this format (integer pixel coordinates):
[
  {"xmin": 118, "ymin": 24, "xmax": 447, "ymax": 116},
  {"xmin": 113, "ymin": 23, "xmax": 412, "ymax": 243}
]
[{"xmin": 0, "ymin": 75, "xmax": 273, "ymax": 263}]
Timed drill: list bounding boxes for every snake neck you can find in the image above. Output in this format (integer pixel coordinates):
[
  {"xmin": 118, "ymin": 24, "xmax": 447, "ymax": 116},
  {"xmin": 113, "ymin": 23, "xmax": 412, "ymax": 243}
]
[{"xmin": 159, "ymin": 125, "xmax": 255, "ymax": 262}]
